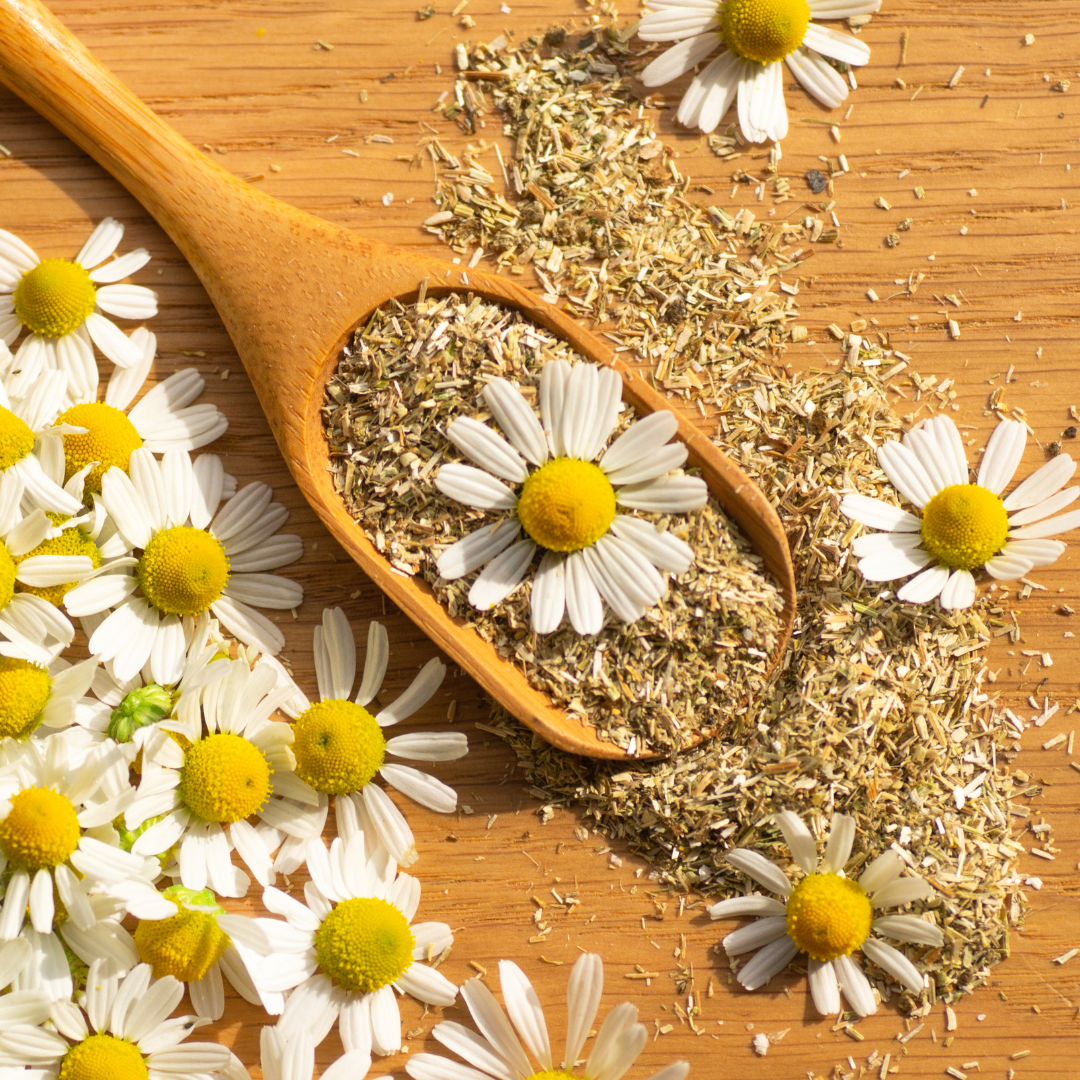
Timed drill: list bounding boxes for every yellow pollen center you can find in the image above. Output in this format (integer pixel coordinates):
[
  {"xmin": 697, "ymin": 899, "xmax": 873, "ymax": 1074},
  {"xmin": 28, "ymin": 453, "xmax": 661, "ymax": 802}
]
[
  {"xmin": 314, "ymin": 896, "xmax": 414, "ymax": 994},
  {"xmin": 785, "ymin": 872, "xmax": 873, "ymax": 962},
  {"xmin": 13, "ymin": 258, "xmax": 98, "ymax": 339},
  {"xmin": 516, "ymin": 457, "xmax": 616, "ymax": 553},
  {"xmin": 0, "ymin": 786, "xmax": 81, "ymax": 871},
  {"xmin": 0, "ymin": 542, "xmax": 16, "ymax": 614},
  {"xmin": 526, "ymin": 1073, "xmax": 578, "ymax": 1080},
  {"xmin": 178, "ymin": 733, "xmax": 272, "ymax": 824},
  {"xmin": 0, "ymin": 657, "xmax": 52, "ymax": 738},
  {"xmin": 59, "ymin": 402, "xmax": 144, "ymax": 496},
  {"xmin": 920, "ymin": 483, "xmax": 1009, "ymax": 572},
  {"xmin": 0, "ymin": 405, "xmax": 36, "ymax": 471},
  {"xmin": 137, "ymin": 526, "xmax": 231, "ymax": 617},
  {"xmin": 134, "ymin": 903, "xmax": 230, "ymax": 983},
  {"xmin": 15, "ymin": 518, "xmax": 102, "ymax": 607},
  {"xmin": 719, "ymin": 0, "xmax": 811, "ymax": 64},
  {"xmin": 292, "ymin": 698, "xmax": 386, "ymax": 795},
  {"xmin": 58, "ymin": 1035, "xmax": 148, "ymax": 1080}
]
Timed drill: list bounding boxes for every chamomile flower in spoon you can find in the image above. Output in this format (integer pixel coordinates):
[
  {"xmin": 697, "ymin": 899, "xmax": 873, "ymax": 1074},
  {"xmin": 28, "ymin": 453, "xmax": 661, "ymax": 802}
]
[
  {"xmin": 638, "ymin": 0, "xmax": 879, "ymax": 141},
  {"xmin": 0, "ymin": 218, "xmax": 156, "ymax": 388},
  {"xmin": 63, "ymin": 447, "xmax": 303, "ymax": 682},
  {"xmin": 274, "ymin": 606, "xmax": 461, "ymax": 869}
]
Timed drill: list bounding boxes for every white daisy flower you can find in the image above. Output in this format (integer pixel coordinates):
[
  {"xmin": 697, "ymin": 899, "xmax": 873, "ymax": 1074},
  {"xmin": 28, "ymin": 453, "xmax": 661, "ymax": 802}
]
[
  {"xmin": 840, "ymin": 415, "xmax": 1080, "ymax": 610},
  {"xmin": 710, "ymin": 810, "xmax": 944, "ymax": 1017},
  {"xmin": 63, "ymin": 447, "xmax": 304, "ymax": 682},
  {"xmin": 638, "ymin": 0, "xmax": 879, "ymax": 140},
  {"xmin": 0, "ymin": 218, "xmax": 156, "ymax": 382},
  {"xmin": 124, "ymin": 883, "xmax": 280, "ymax": 1021},
  {"xmin": 0, "ymin": 652, "xmax": 98, "ymax": 741},
  {"xmin": 0, "ymin": 358, "xmax": 84, "ymax": 515},
  {"xmin": 36, "ymin": 327, "xmax": 229, "ymax": 500},
  {"xmin": 123, "ymin": 654, "xmax": 325, "ymax": 899},
  {"xmin": 0, "ymin": 958, "xmax": 245, "ymax": 1080},
  {"xmin": 0, "ymin": 733, "xmax": 162, "ymax": 944},
  {"xmin": 435, "ymin": 361, "xmax": 707, "ymax": 635},
  {"xmin": 406, "ymin": 952, "xmax": 689, "ymax": 1080},
  {"xmin": 254, "ymin": 831, "xmax": 458, "ymax": 1056},
  {"xmin": 275, "ymin": 606, "xmax": 462, "ymax": 870},
  {"xmin": 260, "ymin": 1026, "xmax": 386, "ymax": 1080}
]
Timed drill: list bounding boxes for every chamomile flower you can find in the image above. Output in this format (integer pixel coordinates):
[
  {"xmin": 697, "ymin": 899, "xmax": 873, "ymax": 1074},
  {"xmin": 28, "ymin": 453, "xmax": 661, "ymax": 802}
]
[
  {"xmin": 407, "ymin": 953, "xmax": 689, "ymax": 1080},
  {"xmin": 0, "ymin": 958, "xmax": 246, "ymax": 1080},
  {"xmin": 63, "ymin": 447, "xmax": 304, "ymax": 682},
  {"xmin": 255, "ymin": 832, "xmax": 458, "ymax": 1056},
  {"xmin": 435, "ymin": 362, "xmax": 706, "ymax": 635},
  {"xmin": 0, "ymin": 653, "xmax": 98, "ymax": 741},
  {"xmin": 275, "ymin": 606, "xmax": 462, "ymax": 869},
  {"xmin": 638, "ymin": 0, "xmax": 879, "ymax": 141},
  {"xmin": 711, "ymin": 811, "xmax": 944, "ymax": 1017},
  {"xmin": 0, "ymin": 734, "xmax": 160, "ymax": 943},
  {"xmin": 840, "ymin": 416, "xmax": 1080, "ymax": 610},
  {"xmin": 260, "ymin": 1026, "xmax": 385, "ymax": 1080},
  {"xmin": 123, "ymin": 654, "xmax": 325, "ymax": 898},
  {"xmin": 38, "ymin": 328, "xmax": 229, "ymax": 497},
  {"xmin": 130, "ymin": 884, "xmax": 278, "ymax": 1020},
  {"xmin": 0, "ymin": 218, "xmax": 156, "ymax": 379}
]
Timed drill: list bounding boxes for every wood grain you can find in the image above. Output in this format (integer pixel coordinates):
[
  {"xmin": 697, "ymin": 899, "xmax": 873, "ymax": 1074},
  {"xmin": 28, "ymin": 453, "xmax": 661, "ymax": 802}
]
[{"xmin": 1, "ymin": 1, "xmax": 1079, "ymax": 1077}]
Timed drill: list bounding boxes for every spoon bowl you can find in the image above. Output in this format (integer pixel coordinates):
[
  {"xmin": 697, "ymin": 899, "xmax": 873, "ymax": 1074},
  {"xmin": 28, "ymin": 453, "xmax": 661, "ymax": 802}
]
[{"xmin": 0, "ymin": 0, "xmax": 796, "ymax": 759}]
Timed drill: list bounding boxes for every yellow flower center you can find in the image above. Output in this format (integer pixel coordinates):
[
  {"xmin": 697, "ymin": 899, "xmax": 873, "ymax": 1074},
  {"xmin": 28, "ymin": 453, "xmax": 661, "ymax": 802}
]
[
  {"xmin": 13, "ymin": 258, "xmax": 98, "ymax": 339},
  {"xmin": 719, "ymin": 0, "xmax": 811, "ymax": 64},
  {"xmin": 0, "ymin": 656, "xmax": 52, "ymax": 738},
  {"xmin": 134, "ymin": 899, "xmax": 229, "ymax": 983},
  {"xmin": 15, "ymin": 518, "xmax": 102, "ymax": 607},
  {"xmin": 516, "ymin": 458, "xmax": 616, "ymax": 553},
  {"xmin": 292, "ymin": 698, "xmax": 386, "ymax": 795},
  {"xmin": 58, "ymin": 1035, "xmax": 148, "ymax": 1080},
  {"xmin": 137, "ymin": 526, "xmax": 231, "ymax": 617},
  {"xmin": 0, "ymin": 405, "xmax": 36, "ymax": 471},
  {"xmin": 920, "ymin": 483, "xmax": 1009, "ymax": 572},
  {"xmin": 0, "ymin": 786, "xmax": 81, "ymax": 871},
  {"xmin": 314, "ymin": 896, "xmax": 415, "ymax": 994},
  {"xmin": 0, "ymin": 542, "xmax": 13, "ymax": 612},
  {"xmin": 178, "ymin": 733, "xmax": 272, "ymax": 824},
  {"xmin": 785, "ymin": 872, "xmax": 873, "ymax": 962},
  {"xmin": 58, "ymin": 402, "xmax": 144, "ymax": 496}
]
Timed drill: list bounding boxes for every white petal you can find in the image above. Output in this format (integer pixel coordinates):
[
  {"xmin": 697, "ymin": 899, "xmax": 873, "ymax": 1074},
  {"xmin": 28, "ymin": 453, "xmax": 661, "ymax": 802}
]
[
  {"xmin": 76, "ymin": 218, "xmax": 124, "ymax": 269},
  {"xmin": 638, "ymin": 8, "xmax": 718, "ymax": 41},
  {"xmin": 736, "ymin": 935, "xmax": 798, "ymax": 991},
  {"xmin": 467, "ymin": 538, "xmax": 535, "ymax": 610},
  {"xmin": 861, "ymin": 937, "xmax": 926, "ymax": 995},
  {"xmin": 724, "ymin": 848, "xmax": 792, "ymax": 896},
  {"xmin": 982, "ymin": 554, "xmax": 1034, "ymax": 581},
  {"xmin": 1009, "ymin": 507, "xmax": 1080, "ymax": 540},
  {"xmin": 1004, "ymin": 454, "xmax": 1077, "ymax": 511},
  {"xmin": 397, "ymin": 961, "xmax": 459, "ymax": 1007},
  {"xmin": 609, "ymin": 515, "xmax": 693, "ymax": 574},
  {"xmin": 0, "ymin": 227, "xmax": 39, "ymax": 277},
  {"xmin": 834, "ymin": 954, "xmax": 877, "ymax": 1016},
  {"xmin": 641, "ymin": 33, "xmax": 721, "ymax": 88},
  {"xmin": 497, "ymin": 961, "xmax": 550, "ymax": 1070},
  {"xmin": 938, "ymin": 568, "xmax": 977, "ymax": 610},
  {"xmin": 856, "ymin": 546, "xmax": 933, "ymax": 582},
  {"xmin": 211, "ymin": 594, "xmax": 285, "ymax": 654},
  {"xmin": 436, "ymin": 519, "xmax": 520, "ymax": 579},
  {"xmin": 482, "ymin": 378, "xmax": 548, "ymax": 465},
  {"xmin": 859, "ymin": 851, "xmax": 904, "ymax": 895},
  {"xmin": 459, "ymin": 977, "xmax": 531, "ymax": 1078},
  {"xmin": 584, "ymin": 367, "xmax": 622, "ymax": 462},
  {"xmin": 435, "ymin": 463, "xmax": 518, "ymax": 510},
  {"xmin": 896, "ymin": 564, "xmax": 950, "ymax": 604},
  {"xmin": 356, "ymin": 619, "xmax": 389, "ymax": 707},
  {"xmin": 564, "ymin": 953, "xmax": 603, "ymax": 1068},
  {"xmin": 977, "ymin": 420, "xmax": 1027, "ymax": 495},
  {"xmin": 604, "ymin": 441, "xmax": 688, "ymax": 486},
  {"xmin": 564, "ymin": 550, "xmax": 603, "ymax": 635},
  {"xmin": 1002, "ymin": 538, "xmax": 1066, "ymax": 567},
  {"xmin": 877, "ymin": 441, "xmax": 937, "ymax": 508},
  {"xmin": 803, "ymin": 22, "xmax": 871, "ymax": 66},
  {"xmin": 430, "ymin": 1022, "xmax": 513, "ymax": 1080},
  {"xmin": 447, "ymin": 417, "xmax": 529, "ymax": 483},
  {"xmin": 872, "ymin": 915, "xmax": 944, "ymax": 947},
  {"xmin": 823, "ymin": 813, "xmax": 856, "ymax": 874},
  {"xmin": 615, "ymin": 474, "xmax": 707, "ymax": 513},
  {"xmin": 808, "ymin": 958, "xmax": 840, "ymax": 1016},
  {"xmin": 774, "ymin": 811, "xmax": 817, "ymax": 875},
  {"xmin": 368, "ymin": 983, "xmax": 402, "ymax": 1056},
  {"xmin": 87, "ymin": 247, "xmax": 152, "ymax": 283},
  {"xmin": 708, "ymin": 895, "xmax": 787, "ymax": 919},
  {"xmin": 529, "ymin": 550, "xmax": 566, "ymax": 634},
  {"xmin": 386, "ymin": 731, "xmax": 467, "ymax": 762},
  {"xmin": 683, "ymin": 51, "xmax": 741, "ymax": 132},
  {"xmin": 101, "ymin": 466, "xmax": 152, "ymax": 548},
  {"xmin": 376, "ymin": 656, "xmax": 446, "ymax": 726},
  {"xmin": 600, "ymin": 410, "xmax": 679, "ymax": 475},
  {"xmin": 722, "ymin": 916, "xmax": 788, "ymax": 956},
  {"xmin": 94, "ymin": 283, "xmax": 158, "ymax": 321},
  {"xmin": 1007, "ymin": 485, "xmax": 1079, "ymax": 527},
  {"xmin": 786, "ymin": 46, "xmax": 847, "ymax": 109},
  {"xmin": 810, "ymin": 0, "xmax": 881, "ymax": 13},
  {"xmin": 381, "ymin": 763, "xmax": 457, "ymax": 814},
  {"xmin": 85, "ymin": 312, "xmax": 143, "ymax": 367},
  {"xmin": 871, "ymin": 877, "xmax": 936, "ymax": 909},
  {"xmin": 561, "ymin": 362, "xmax": 600, "ymax": 461},
  {"xmin": 539, "ymin": 360, "xmax": 570, "ymax": 458}
]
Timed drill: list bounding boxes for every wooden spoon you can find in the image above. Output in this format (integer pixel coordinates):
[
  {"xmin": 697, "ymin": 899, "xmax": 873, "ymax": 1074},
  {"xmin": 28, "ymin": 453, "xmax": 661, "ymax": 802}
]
[{"xmin": 0, "ymin": 0, "xmax": 795, "ymax": 760}]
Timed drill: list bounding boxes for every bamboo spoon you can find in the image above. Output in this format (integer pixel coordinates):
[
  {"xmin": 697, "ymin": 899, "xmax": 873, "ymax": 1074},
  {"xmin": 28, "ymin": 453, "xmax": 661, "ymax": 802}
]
[{"xmin": 0, "ymin": 0, "xmax": 795, "ymax": 760}]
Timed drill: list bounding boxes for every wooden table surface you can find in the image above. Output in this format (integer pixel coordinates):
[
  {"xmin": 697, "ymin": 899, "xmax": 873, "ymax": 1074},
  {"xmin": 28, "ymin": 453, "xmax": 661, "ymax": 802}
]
[{"xmin": 3, "ymin": 1, "xmax": 1080, "ymax": 1077}]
